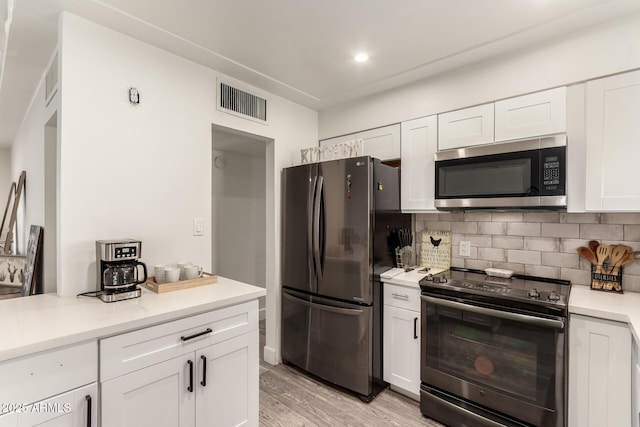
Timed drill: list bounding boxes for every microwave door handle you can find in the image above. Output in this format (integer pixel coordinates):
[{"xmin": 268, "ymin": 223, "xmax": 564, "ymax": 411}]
[{"xmin": 421, "ymin": 296, "xmax": 564, "ymax": 330}]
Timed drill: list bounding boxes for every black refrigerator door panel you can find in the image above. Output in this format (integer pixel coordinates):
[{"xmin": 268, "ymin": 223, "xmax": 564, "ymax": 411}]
[
  {"xmin": 317, "ymin": 157, "xmax": 372, "ymax": 304},
  {"xmin": 307, "ymin": 295, "xmax": 372, "ymax": 397},
  {"xmin": 282, "ymin": 164, "xmax": 318, "ymax": 294},
  {"xmin": 281, "ymin": 290, "xmax": 311, "ymax": 370}
]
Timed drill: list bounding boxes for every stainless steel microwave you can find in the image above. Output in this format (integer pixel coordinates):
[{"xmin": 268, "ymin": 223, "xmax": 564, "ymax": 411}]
[{"xmin": 434, "ymin": 134, "xmax": 566, "ymax": 209}]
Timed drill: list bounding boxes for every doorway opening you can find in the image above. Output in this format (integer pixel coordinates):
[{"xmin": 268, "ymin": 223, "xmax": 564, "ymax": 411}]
[{"xmin": 211, "ymin": 125, "xmax": 271, "ymax": 320}]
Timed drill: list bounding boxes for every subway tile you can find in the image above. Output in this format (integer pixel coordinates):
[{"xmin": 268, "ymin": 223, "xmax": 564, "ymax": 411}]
[
  {"xmin": 541, "ymin": 252, "xmax": 579, "ymax": 269},
  {"xmin": 478, "ymin": 248, "xmax": 506, "ymax": 262},
  {"xmin": 425, "ymin": 221, "xmax": 451, "ymax": 232},
  {"xmin": 602, "ymin": 213, "xmax": 640, "ymax": 225},
  {"xmin": 438, "ymin": 212, "xmax": 464, "ymax": 221},
  {"xmin": 451, "ymin": 221, "xmax": 478, "ymax": 234},
  {"xmin": 560, "ymin": 213, "xmax": 601, "ymax": 224},
  {"xmin": 524, "ymin": 237, "xmax": 560, "ymax": 252},
  {"xmin": 491, "ymin": 212, "xmax": 523, "ymax": 223},
  {"xmin": 464, "ymin": 212, "xmax": 492, "ymax": 222},
  {"xmin": 622, "ymin": 260, "xmax": 640, "ymax": 276},
  {"xmin": 478, "ymin": 222, "xmax": 507, "ymax": 235},
  {"xmin": 624, "ymin": 225, "xmax": 640, "ymax": 241},
  {"xmin": 492, "ymin": 236, "xmax": 524, "ymax": 250},
  {"xmin": 465, "ymin": 259, "xmax": 492, "ymax": 270},
  {"xmin": 559, "ymin": 239, "xmax": 591, "ymax": 254},
  {"xmin": 541, "ymin": 223, "xmax": 579, "ymax": 238},
  {"xmin": 507, "ymin": 250, "xmax": 541, "ymax": 265},
  {"xmin": 524, "ymin": 212, "xmax": 560, "ymax": 223},
  {"xmin": 622, "ymin": 274, "xmax": 640, "ymax": 293},
  {"xmin": 579, "ymin": 257, "xmax": 595, "ymax": 271},
  {"xmin": 450, "ymin": 257, "xmax": 465, "ymax": 268},
  {"xmin": 580, "ymin": 224, "xmax": 624, "ymax": 241},
  {"xmin": 415, "ymin": 213, "xmax": 439, "ymax": 222},
  {"xmin": 453, "ymin": 234, "xmax": 493, "ymax": 247},
  {"xmin": 524, "ymin": 265, "xmax": 560, "ymax": 279},
  {"xmin": 491, "ymin": 262, "xmax": 525, "ymax": 274},
  {"xmin": 507, "ymin": 223, "xmax": 541, "ymax": 237},
  {"xmin": 561, "ymin": 268, "xmax": 591, "ymax": 286}
]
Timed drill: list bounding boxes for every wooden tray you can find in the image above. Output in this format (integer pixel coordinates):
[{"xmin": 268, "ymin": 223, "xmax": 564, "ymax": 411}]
[{"xmin": 142, "ymin": 273, "xmax": 218, "ymax": 294}]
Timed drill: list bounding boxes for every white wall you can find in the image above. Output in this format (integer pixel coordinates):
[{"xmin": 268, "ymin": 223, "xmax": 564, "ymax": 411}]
[
  {"xmin": 212, "ymin": 149, "xmax": 266, "ymax": 289},
  {"xmin": 319, "ymin": 12, "xmax": 640, "ymax": 139},
  {"xmin": 51, "ymin": 13, "xmax": 316, "ymax": 364},
  {"xmin": 0, "ymin": 149, "xmax": 11, "ymax": 240}
]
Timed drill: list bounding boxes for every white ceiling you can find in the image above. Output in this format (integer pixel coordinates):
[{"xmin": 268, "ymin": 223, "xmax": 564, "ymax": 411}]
[{"xmin": 1, "ymin": 0, "xmax": 640, "ymax": 148}]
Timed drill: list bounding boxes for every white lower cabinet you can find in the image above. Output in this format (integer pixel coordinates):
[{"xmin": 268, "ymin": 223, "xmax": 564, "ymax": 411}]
[
  {"xmin": 383, "ymin": 283, "xmax": 421, "ymax": 400},
  {"xmin": 100, "ymin": 300, "xmax": 259, "ymax": 427},
  {"xmin": 633, "ymin": 338, "xmax": 640, "ymax": 427},
  {"xmin": 16, "ymin": 383, "xmax": 97, "ymax": 427},
  {"xmin": 569, "ymin": 314, "xmax": 631, "ymax": 427}
]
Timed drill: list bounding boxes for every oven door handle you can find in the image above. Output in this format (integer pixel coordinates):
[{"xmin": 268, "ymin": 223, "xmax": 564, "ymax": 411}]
[{"xmin": 421, "ymin": 296, "xmax": 564, "ymax": 330}]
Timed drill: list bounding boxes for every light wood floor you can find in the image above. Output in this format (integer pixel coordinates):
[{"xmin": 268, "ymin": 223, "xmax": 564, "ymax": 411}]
[{"xmin": 259, "ymin": 320, "xmax": 444, "ymax": 426}]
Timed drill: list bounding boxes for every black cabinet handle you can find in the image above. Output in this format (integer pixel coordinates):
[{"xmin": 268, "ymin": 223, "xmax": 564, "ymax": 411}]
[
  {"xmin": 85, "ymin": 395, "xmax": 92, "ymax": 427},
  {"xmin": 414, "ymin": 317, "xmax": 418, "ymax": 339},
  {"xmin": 187, "ymin": 360, "xmax": 194, "ymax": 392},
  {"xmin": 181, "ymin": 328, "xmax": 213, "ymax": 342},
  {"xmin": 200, "ymin": 355, "xmax": 207, "ymax": 387}
]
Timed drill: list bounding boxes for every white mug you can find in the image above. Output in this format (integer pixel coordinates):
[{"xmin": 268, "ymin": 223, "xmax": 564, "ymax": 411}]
[
  {"xmin": 183, "ymin": 265, "xmax": 203, "ymax": 280},
  {"xmin": 164, "ymin": 267, "xmax": 180, "ymax": 283},
  {"xmin": 154, "ymin": 265, "xmax": 166, "ymax": 283},
  {"xmin": 178, "ymin": 261, "xmax": 192, "ymax": 280}
]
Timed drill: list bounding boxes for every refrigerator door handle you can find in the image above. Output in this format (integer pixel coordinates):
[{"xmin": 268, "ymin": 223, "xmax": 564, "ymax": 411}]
[
  {"xmin": 313, "ymin": 175, "xmax": 324, "ymax": 282},
  {"xmin": 283, "ymin": 291, "xmax": 364, "ymax": 316},
  {"xmin": 308, "ymin": 175, "xmax": 318, "ymax": 282}
]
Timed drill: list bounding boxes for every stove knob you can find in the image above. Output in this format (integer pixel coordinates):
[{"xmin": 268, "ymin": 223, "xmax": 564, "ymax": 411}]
[
  {"xmin": 425, "ymin": 274, "xmax": 434, "ymax": 282},
  {"xmin": 528, "ymin": 288, "xmax": 540, "ymax": 299},
  {"xmin": 548, "ymin": 291, "xmax": 560, "ymax": 302},
  {"xmin": 437, "ymin": 276, "xmax": 448, "ymax": 284}
]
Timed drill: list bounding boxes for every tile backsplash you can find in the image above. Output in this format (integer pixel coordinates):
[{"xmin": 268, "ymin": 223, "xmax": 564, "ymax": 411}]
[{"xmin": 414, "ymin": 212, "xmax": 640, "ymax": 292}]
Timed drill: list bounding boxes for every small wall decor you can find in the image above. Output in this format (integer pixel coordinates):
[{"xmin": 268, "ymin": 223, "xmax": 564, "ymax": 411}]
[
  {"xmin": 420, "ymin": 230, "xmax": 452, "ymax": 269},
  {"xmin": 22, "ymin": 225, "xmax": 43, "ymax": 296},
  {"xmin": 128, "ymin": 87, "xmax": 140, "ymax": 104},
  {"xmin": 0, "ymin": 255, "xmax": 27, "ymax": 286}
]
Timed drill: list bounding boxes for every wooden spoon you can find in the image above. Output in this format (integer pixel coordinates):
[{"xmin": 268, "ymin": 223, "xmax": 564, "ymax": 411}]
[
  {"xmin": 588, "ymin": 240, "xmax": 600, "ymax": 254},
  {"xmin": 576, "ymin": 246, "xmax": 598, "ymax": 265},
  {"xmin": 609, "ymin": 244, "xmax": 632, "ymax": 275},
  {"xmin": 595, "ymin": 244, "xmax": 611, "ymax": 274}
]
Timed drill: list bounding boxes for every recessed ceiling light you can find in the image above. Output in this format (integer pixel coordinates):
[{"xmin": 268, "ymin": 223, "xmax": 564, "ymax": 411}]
[{"xmin": 354, "ymin": 52, "xmax": 369, "ymax": 63}]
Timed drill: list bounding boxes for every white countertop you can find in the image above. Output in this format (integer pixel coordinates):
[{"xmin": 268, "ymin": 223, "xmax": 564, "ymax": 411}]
[
  {"xmin": 381, "ymin": 267, "xmax": 446, "ymax": 288},
  {"xmin": 569, "ymin": 285, "xmax": 640, "ymax": 342},
  {"xmin": 0, "ymin": 276, "xmax": 266, "ymax": 363}
]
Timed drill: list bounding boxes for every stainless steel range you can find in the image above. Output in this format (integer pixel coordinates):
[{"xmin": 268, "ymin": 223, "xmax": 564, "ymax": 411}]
[{"xmin": 419, "ymin": 267, "xmax": 570, "ymax": 427}]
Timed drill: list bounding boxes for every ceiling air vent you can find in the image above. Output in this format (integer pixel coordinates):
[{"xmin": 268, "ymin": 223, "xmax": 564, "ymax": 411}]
[{"xmin": 218, "ymin": 82, "xmax": 267, "ymax": 123}]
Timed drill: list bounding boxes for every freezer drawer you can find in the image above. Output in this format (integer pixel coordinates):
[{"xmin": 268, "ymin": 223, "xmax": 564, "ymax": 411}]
[{"xmin": 281, "ymin": 289, "xmax": 373, "ymax": 397}]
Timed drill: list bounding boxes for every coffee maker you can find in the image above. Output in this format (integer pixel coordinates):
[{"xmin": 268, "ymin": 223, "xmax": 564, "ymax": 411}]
[{"xmin": 96, "ymin": 239, "xmax": 147, "ymax": 302}]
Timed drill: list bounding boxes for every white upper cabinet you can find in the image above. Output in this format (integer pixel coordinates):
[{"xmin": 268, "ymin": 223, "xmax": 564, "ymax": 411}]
[
  {"xmin": 437, "ymin": 104, "xmax": 494, "ymax": 150},
  {"xmin": 400, "ymin": 115, "xmax": 437, "ymax": 211},
  {"xmin": 585, "ymin": 70, "xmax": 640, "ymax": 211},
  {"xmin": 495, "ymin": 87, "xmax": 566, "ymax": 142},
  {"xmin": 320, "ymin": 124, "xmax": 401, "ymax": 161}
]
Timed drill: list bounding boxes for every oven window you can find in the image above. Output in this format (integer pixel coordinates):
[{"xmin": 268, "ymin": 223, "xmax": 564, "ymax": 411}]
[
  {"xmin": 438, "ymin": 158, "xmax": 532, "ymax": 198},
  {"xmin": 424, "ymin": 302, "xmax": 560, "ymax": 406}
]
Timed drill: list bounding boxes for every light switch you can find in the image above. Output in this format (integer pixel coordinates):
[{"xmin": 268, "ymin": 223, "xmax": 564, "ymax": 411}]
[{"xmin": 193, "ymin": 218, "xmax": 204, "ymax": 236}]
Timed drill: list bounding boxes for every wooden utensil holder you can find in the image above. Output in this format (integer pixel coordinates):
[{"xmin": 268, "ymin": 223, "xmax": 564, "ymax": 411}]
[{"xmin": 590, "ymin": 264, "xmax": 623, "ymax": 293}]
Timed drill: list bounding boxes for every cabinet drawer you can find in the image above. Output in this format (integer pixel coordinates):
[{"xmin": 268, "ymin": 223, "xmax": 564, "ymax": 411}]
[
  {"xmin": 383, "ymin": 284, "xmax": 421, "ymax": 312},
  {"xmin": 100, "ymin": 300, "xmax": 258, "ymax": 381},
  {"xmin": 0, "ymin": 341, "xmax": 97, "ymax": 408}
]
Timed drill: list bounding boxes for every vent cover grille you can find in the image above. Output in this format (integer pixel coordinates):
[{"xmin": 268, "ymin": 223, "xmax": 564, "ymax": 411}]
[{"xmin": 219, "ymin": 82, "xmax": 267, "ymax": 122}]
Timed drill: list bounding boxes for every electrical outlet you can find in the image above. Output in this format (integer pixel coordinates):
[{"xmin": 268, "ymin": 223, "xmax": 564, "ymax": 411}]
[
  {"xmin": 460, "ymin": 240, "xmax": 471, "ymax": 257},
  {"xmin": 193, "ymin": 218, "xmax": 204, "ymax": 236}
]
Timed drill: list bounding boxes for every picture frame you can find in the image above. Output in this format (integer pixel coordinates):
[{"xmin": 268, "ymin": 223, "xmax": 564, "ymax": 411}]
[
  {"xmin": 0, "ymin": 255, "xmax": 27, "ymax": 287},
  {"xmin": 22, "ymin": 225, "xmax": 43, "ymax": 297}
]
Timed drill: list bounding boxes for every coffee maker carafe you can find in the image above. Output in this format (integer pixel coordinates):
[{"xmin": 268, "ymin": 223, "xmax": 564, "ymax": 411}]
[{"xmin": 96, "ymin": 239, "xmax": 147, "ymax": 302}]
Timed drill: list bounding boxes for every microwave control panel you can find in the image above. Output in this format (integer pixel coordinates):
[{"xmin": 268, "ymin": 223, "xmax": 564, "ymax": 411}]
[{"xmin": 540, "ymin": 147, "xmax": 566, "ymax": 195}]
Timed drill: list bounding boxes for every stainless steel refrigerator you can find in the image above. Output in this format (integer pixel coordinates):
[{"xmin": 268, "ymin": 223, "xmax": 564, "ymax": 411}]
[{"xmin": 281, "ymin": 156, "xmax": 410, "ymax": 401}]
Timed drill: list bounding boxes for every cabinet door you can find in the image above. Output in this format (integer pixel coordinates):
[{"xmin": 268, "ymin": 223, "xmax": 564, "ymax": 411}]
[
  {"xmin": 359, "ymin": 124, "xmax": 400, "ymax": 160},
  {"xmin": 585, "ymin": 70, "xmax": 640, "ymax": 211},
  {"xmin": 569, "ymin": 314, "xmax": 631, "ymax": 427},
  {"xmin": 16, "ymin": 383, "xmax": 96, "ymax": 427},
  {"xmin": 102, "ymin": 354, "xmax": 195, "ymax": 427},
  {"xmin": 0, "ymin": 413, "xmax": 17, "ymax": 427},
  {"xmin": 438, "ymin": 103, "xmax": 494, "ymax": 150},
  {"xmin": 383, "ymin": 305, "xmax": 420, "ymax": 399},
  {"xmin": 400, "ymin": 116, "xmax": 437, "ymax": 211},
  {"xmin": 494, "ymin": 87, "xmax": 566, "ymax": 142},
  {"xmin": 196, "ymin": 330, "xmax": 258, "ymax": 427}
]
